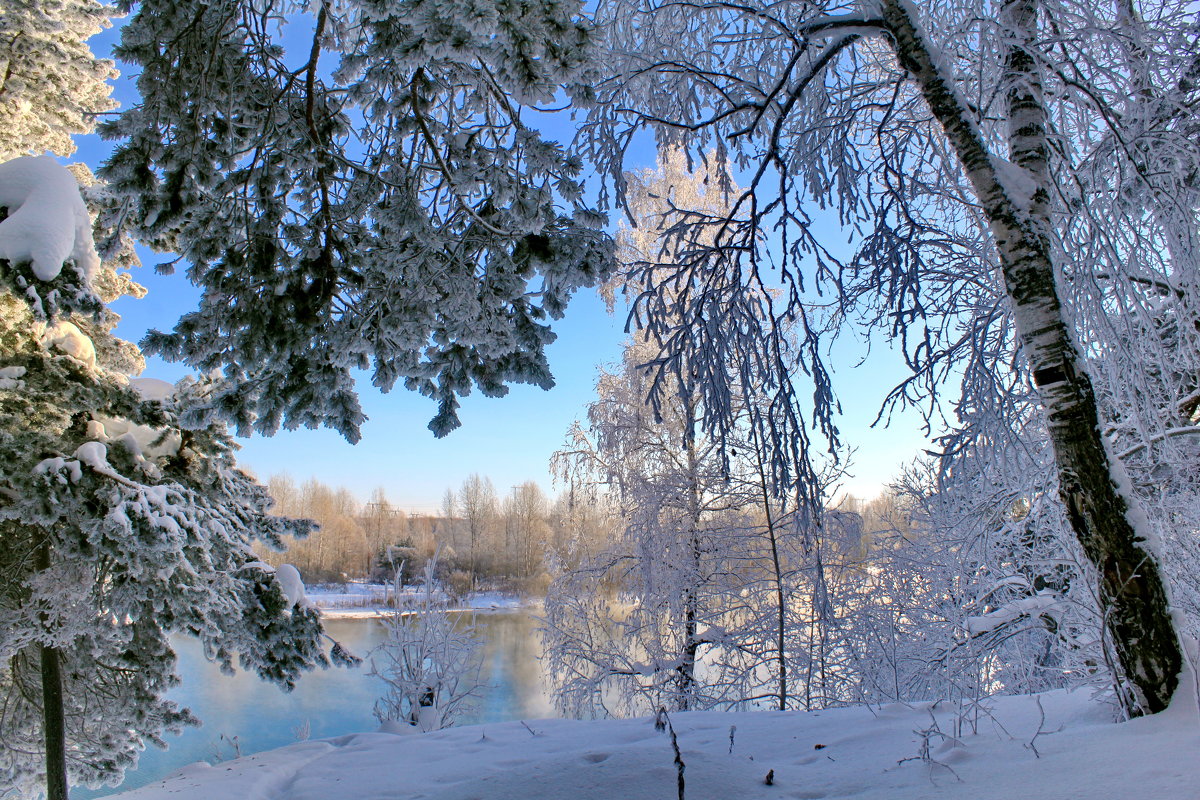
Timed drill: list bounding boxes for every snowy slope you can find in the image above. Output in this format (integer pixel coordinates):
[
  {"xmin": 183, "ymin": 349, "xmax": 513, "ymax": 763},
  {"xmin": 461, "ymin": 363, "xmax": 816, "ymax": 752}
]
[{"xmin": 113, "ymin": 688, "xmax": 1200, "ymax": 800}]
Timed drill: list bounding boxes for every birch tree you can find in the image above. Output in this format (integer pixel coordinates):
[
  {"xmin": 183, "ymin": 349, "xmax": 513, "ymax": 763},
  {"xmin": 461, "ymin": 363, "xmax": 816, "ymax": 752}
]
[
  {"xmin": 545, "ymin": 149, "xmax": 839, "ymax": 714},
  {"xmin": 577, "ymin": 0, "xmax": 1197, "ymax": 714},
  {"xmin": 458, "ymin": 474, "xmax": 498, "ymax": 583},
  {"xmin": 545, "ymin": 342, "xmax": 758, "ymax": 715},
  {"xmin": 504, "ymin": 482, "xmax": 551, "ymax": 581}
]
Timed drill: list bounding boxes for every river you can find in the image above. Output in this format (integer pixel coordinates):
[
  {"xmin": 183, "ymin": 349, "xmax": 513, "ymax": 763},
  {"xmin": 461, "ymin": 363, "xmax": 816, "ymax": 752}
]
[{"xmin": 77, "ymin": 612, "xmax": 555, "ymax": 798}]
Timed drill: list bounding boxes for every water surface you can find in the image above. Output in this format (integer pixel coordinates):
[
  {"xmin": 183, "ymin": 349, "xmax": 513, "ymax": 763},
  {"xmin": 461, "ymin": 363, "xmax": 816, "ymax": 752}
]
[{"xmin": 77, "ymin": 612, "xmax": 554, "ymax": 798}]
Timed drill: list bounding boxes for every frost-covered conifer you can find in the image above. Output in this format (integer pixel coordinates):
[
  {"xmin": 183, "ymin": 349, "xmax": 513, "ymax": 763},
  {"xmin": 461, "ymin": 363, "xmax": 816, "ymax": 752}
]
[
  {"xmin": 0, "ymin": 0, "xmax": 118, "ymax": 162},
  {"xmin": 98, "ymin": 0, "xmax": 615, "ymax": 440},
  {"xmin": 0, "ymin": 156, "xmax": 350, "ymax": 798}
]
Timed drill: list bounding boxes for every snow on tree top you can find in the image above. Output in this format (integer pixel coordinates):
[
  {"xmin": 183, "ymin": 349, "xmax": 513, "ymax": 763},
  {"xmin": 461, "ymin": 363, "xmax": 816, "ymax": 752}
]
[
  {"xmin": 88, "ymin": 414, "xmax": 183, "ymax": 462},
  {"xmin": 71, "ymin": 440, "xmax": 113, "ymax": 474},
  {"xmin": 130, "ymin": 377, "xmax": 177, "ymax": 401},
  {"xmin": 0, "ymin": 365, "xmax": 26, "ymax": 390},
  {"xmin": 0, "ymin": 155, "xmax": 100, "ymax": 283}
]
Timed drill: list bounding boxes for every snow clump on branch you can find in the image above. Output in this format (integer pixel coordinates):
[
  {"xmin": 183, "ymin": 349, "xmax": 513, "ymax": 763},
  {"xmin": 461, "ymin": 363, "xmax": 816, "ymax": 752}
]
[{"xmin": 0, "ymin": 156, "xmax": 100, "ymax": 283}]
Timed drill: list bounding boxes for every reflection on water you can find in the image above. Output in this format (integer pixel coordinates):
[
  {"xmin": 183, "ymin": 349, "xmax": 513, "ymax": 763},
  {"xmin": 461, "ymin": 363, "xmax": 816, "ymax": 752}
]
[{"xmin": 75, "ymin": 612, "xmax": 555, "ymax": 798}]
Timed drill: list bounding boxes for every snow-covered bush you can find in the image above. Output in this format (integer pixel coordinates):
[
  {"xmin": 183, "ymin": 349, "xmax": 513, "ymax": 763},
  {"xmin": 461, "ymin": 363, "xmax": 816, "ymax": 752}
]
[{"xmin": 370, "ymin": 555, "xmax": 483, "ymax": 731}]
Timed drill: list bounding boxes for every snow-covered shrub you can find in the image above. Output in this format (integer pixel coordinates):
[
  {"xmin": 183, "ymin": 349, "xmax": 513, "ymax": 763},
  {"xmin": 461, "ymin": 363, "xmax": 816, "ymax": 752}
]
[{"xmin": 370, "ymin": 555, "xmax": 483, "ymax": 731}]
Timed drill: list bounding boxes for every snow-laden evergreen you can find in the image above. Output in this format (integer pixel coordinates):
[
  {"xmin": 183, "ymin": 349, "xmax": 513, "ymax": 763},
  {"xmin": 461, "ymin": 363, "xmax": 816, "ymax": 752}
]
[
  {"xmin": 98, "ymin": 0, "xmax": 615, "ymax": 440},
  {"xmin": 0, "ymin": 155, "xmax": 351, "ymax": 798},
  {"xmin": 0, "ymin": 0, "xmax": 118, "ymax": 162}
]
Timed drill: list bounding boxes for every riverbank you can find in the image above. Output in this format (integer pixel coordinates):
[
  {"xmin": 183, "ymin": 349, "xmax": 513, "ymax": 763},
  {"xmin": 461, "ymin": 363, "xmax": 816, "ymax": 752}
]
[
  {"xmin": 110, "ymin": 685, "xmax": 1200, "ymax": 800},
  {"xmin": 306, "ymin": 582, "xmax": 537, "ymax": 619},
  {"xmin": 76, "ymin": 612, "xmax": 555, "ymax": 798}
]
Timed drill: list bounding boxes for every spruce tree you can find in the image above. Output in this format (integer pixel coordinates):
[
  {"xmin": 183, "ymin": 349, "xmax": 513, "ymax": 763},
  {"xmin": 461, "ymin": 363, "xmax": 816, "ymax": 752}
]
[
  {"xmin": 0, "ymin": 14, "xmax": 352, "ymax": 792},
  {"xmin": 99, "ymin": 0, "xmax": 615, "ymax": 441},
  {"xmin": 0, "ymin": 154, "xmax": 353, "ymax": 799}
]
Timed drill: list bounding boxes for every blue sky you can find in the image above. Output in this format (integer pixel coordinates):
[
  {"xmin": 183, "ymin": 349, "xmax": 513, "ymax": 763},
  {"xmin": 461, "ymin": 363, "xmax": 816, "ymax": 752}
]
[{"xmin": 69, "ymin": 17, "xmax": 935, "ymax": 512}]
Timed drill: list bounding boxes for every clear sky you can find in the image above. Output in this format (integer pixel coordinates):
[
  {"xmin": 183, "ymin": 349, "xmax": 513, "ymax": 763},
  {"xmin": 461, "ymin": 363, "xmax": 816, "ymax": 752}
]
[{"xmin": 68, "ymin": 18, "xmax": 936, "ymax": 513}]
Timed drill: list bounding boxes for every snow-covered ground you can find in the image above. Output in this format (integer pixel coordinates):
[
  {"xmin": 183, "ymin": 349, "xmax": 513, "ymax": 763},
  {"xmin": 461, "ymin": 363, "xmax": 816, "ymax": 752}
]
[
  {"xmin": 112, "ymin": 686, "xmax": 1199, "ymax": 800},
  {"xmin": 306, "ymin": 583, "xmax": 527, "ymax": 619}
]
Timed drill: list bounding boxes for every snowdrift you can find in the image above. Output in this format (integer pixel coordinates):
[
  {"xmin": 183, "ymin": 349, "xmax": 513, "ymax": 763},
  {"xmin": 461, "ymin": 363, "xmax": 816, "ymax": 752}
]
[{"xmin": 112, "ymin": 689, "xmax": 1199, "ymax": 800}]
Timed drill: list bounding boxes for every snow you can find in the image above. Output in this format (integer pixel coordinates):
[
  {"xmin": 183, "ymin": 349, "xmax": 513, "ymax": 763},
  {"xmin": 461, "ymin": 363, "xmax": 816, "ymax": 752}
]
[
  {"xmin": 109, "ymin": 688, "xmax": 1200, "ymax": 800},
  {"xmin": 73, "ymin": 440, "xmax": 111, "ymax": 472},
  {"xmin": 305, "ymin": 583, "xmax": 527, "ymax": 619},
  {"xmin": 465, "ymin": 592, "xmax": 524, "ymax": 611},
  {"xmin": 0, "ymin": 365, "xmax": 26, "ymax": 390},
  {"xmin": 1101, "ymin": 431, "xmax": 1167, "ymax": 563},
  {"xmin": 276, "ymin": 564, "xmax": 311, "ymax": 610},
  {"xmin": 0, "ymin": 155, "xmax": 100, "ymax": 282},
  {"xmin": 990, "ymin": 156, "xmax": 1039, "ymax": 211},
  {"xmin": 90, "ymin": 414, "xmax": 182, "ymax": 460},
  {"xmin": 41, "ymin": 319, "xmax": 97, "ymax": 370},
  {"xmin": 33, "ymin": 455, "xmax": 82, "ymax": 484},
  {"xmin": 129, "ymin": 377, "xmax": 176, "ymax": 401},
  {"xmin": 965, "ymin": 592, "xmax": 1062, "ymax": 636}
]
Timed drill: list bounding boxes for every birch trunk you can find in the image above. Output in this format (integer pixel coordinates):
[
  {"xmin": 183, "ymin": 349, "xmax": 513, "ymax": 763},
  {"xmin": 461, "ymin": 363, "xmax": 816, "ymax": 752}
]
[
  {"xmin": 880, "ymin": 0, "xmax": 1182, "ymax": 714},
  {"xmin": 677, "ymin": 408, "xmax": 703, "ymax": 711}
]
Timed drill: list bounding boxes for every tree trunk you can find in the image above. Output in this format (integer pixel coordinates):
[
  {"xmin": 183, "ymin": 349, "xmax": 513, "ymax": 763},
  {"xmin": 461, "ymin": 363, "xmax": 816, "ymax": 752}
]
[
  {"xmin": 677, "ymin": 421, "xmax": 703, "ymax": 711},
  {"xmin": 880, "ymin": 0, "xmax": 1181, "ymax": 715},
  {"xmin": 751, "ymin": 424, "xmax": 788, "ymax": 710},
  {"xmin": 38, "ymin": 543, "xmax": 68, "ymax": 800},
  {"xmin": 41, "ymin": 643, "xmax": 68, "ymax": 800}
]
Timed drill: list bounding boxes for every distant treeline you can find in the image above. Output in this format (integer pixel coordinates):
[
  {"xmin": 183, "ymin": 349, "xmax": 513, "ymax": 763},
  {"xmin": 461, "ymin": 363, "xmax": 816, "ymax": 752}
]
[{"xmin": 258, "ymin": 474, "xmax": 615, "ymax": 593}]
